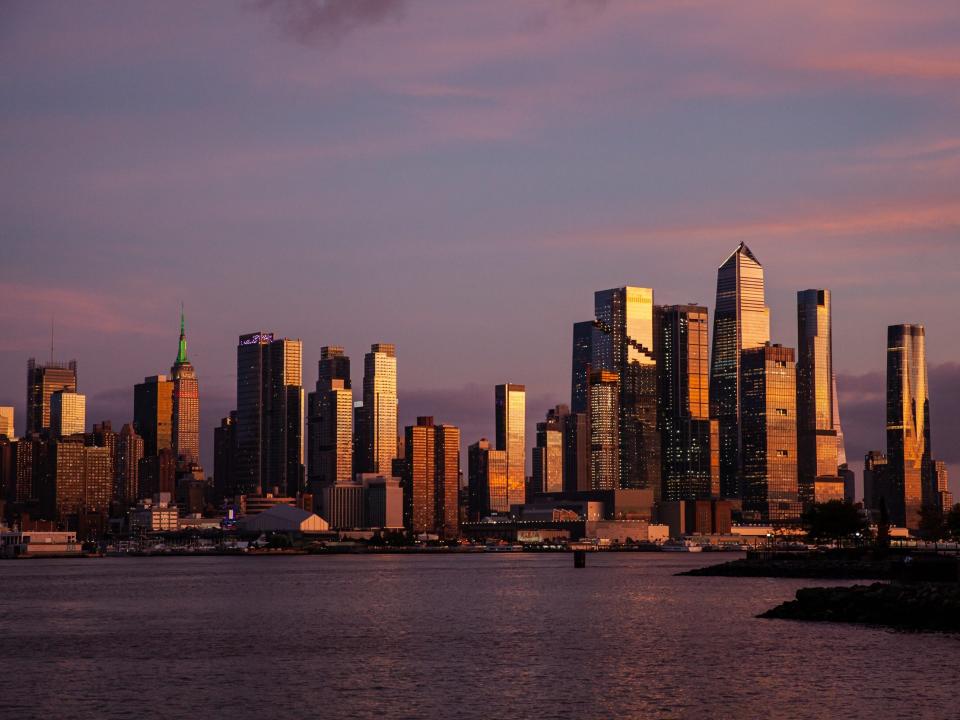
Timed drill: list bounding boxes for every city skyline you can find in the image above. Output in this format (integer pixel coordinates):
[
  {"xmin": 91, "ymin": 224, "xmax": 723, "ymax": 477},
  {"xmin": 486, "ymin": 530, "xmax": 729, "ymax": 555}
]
[{"xmin": 1, "ymin": 2, "xmax": 959, "ymax": 496}]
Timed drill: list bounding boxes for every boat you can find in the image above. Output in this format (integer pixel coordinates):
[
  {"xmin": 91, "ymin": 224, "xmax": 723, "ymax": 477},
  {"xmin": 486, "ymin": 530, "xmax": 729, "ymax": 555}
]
[{"xmin": 661, "ymin": 541, "xmax": 703, "ymax": 553}]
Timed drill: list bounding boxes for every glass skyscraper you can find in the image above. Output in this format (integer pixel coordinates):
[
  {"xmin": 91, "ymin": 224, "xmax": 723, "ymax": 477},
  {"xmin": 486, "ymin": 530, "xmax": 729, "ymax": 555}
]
[
  {"xmin": 593, "ymin": 286, "xmax": 659, "ymax": 493},
  {"xmin": 134, "ymin": 374, "xmax": 173, "ymax": 458},
  {"xmin": 796, "ymin": 289, "xmax": 838, "ymax": 504},
  {"xmin": 234, "ymin": 332, "xmax": 304, "ymax": 496},
  {"xmin": 710, "ymin": 243, "xmax": 770, "ymax": 499},
  {"xmin": 495, "ymin": 383, "xmax": 526, "ymax": 509},
  {"xmin": 50, "ymin": 390, "xmax": 85, "ymax": 437},
  {"xmin": 886, "ymin": 324, "xmax": 930, "ymax": 530},
  {"xmin": 588, "ymin": 369, "xmax": 620, "ymax": 491},
  {"xmin": 741, "ymin": 344, "xmax": 800, "ymax": 522},
  {"xmin": 656, "ymin": 304, "xmax": 717, "ymax": 501},
  {"xmin": 26, "ymin": 358, "xmax": 77, "ymax": 435},
  {"xmin": 570, "ymin": 320, "xmax": 596, "ymax": 414}
]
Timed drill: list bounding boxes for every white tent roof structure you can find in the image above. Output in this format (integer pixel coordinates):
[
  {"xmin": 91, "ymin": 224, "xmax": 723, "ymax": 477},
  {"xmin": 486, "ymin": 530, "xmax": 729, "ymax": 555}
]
[{"xmin": 240, "ymin": 504, "xmax": 330, "ymax": 533}]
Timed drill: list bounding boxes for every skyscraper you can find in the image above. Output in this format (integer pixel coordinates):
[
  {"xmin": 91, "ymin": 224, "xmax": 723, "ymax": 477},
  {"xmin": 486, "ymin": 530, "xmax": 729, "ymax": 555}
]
[
  {"xmin": 357, "ymin": 344, "xmax": 397, "ymax": 475},
  {"xmin": 796, "ymin": 289, "xmax": 838, "ymax": 505},
  {"xmin": 863, "ymin": 451, "xmax": 890, "ymax": 515},
  {"xmin": 710, "ymin": 243, "xmax": 770, "ymax": 499},
  {"xmin": 44, "ymin": 441, "xmax": 112, "ymax": 529},
  {"xmin": 931, "ymin": 461, "xmax": 952, "ymax": 512},
  {"xmin": 170, "ymin": 309, "xmax": 200, "ymax": 463},
  {"xmin": 234, "ymin": 332, "xmax": 304, "ymax": 496},
  {"xmin": 26, "ymin": 358, "xmax": 77, "ymax": 435},
  {"xmin": 562, "ymin": 411, "xmax": 591, "ymax": 493},
  {"xmin": 133, "ymin": 375, "xmax": 174, "ymax": 457},
  {"xmin": 741, "ymin": 344, "xmax": 799, "ymax": 522},
  {"xmin": 467, "ymin": 437, "xmax": 508, "ymax": 518},
  {"xmin": 50, "ymin": 390, "xmax": 86, "ymax": 437},
  {"xmin": 656, "ymin": 303, "xmax": 717, "ymax": 502},
  {"xmin": 532, "ymin": 406, "xmax": 566, "ymax": 495},
  {"xmin": 403, "ymin": 417, "xmax": 460, "ymax": 537},
  {"xmin": 307, "ymin": 346, "xmax": 353, "ymax": 492},
  {"xmin": 571, "ymin": 321, "xmax": 596, "ymax": 414},
  {"xmin": 116, "ymin": 423, "xmax": 143, "ymax": 506},
  {"xmin": 495, "ymin": 383, "xmax": 525, "ymax": 510},
  {"xmin": 594, "ymin": 287, "xmax": 659, "ymax": 492},
  {"xmin": 0, "ymin": 406, "xmax": 14, "ymax": 439},
  {"xmin": 886, "ymin": 324, "xmax": 930, "ymax": 530},
  {"xmin": 589, "ymin": 369, "xmax": 620, "ymax": 491}
]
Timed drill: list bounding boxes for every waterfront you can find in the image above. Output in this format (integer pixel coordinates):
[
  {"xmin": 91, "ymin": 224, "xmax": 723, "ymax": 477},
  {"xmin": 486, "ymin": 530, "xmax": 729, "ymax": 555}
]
[{"xmin": 1, "ymin": 553, "xmax": 957, "ymax": 720}]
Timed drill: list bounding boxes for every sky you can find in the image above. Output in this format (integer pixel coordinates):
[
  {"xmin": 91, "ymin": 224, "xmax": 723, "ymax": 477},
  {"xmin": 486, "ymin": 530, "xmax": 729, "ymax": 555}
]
[{"xmin": 1, "ymin": 0, "xmax": 959, "ymax": 495}]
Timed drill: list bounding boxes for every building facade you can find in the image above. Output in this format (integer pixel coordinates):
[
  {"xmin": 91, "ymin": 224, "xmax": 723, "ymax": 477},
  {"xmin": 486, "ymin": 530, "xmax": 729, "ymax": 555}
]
[
  {"xmin": 594, "ymin": 287, "xmax": 660, "ymax": 492},
  {"xmin": 656, "ymin": 303, "xmax": 717, "ymax": 502},
  {"xmin": 50, "ymin": 390, "xmax": 85, "ymax": 437},
  {"xmin": 589, "ymin": 370, "xmax": 620, "ymax": 491},
  {"xmin": 467, "ymin": 438, "xmax": 508, "ymax": 518},
  {"xmin": 356, "ymin": 344, "xmax": 397, "ymax": 475},
  {"xmin": 170, "ymin": 311, "xmax": 200, "ymax": 462},
  {"xmin": 495, "ymin": 383, "xmax": 526, "ymax": 510},
  {"xmin": 740, "ymin": 344, "xmax": 799, "ymax": 522},
  {"xmin": 234, "ymin": 332, "xmax": 304, "ymax": 497},
  {"xmin": 26, "ymin": 358, "xmax": 77, "ymax": 435},
  {"xmin": 710, "ymin": 243, "xmax": 770, "ymax": 499},
  {"xmin": 133, "ymin": 375, "xmax": 174, "ymax": 458},
  {"xmin": 886, "ymin": 324, "xmax": 930, "ymax": 530},
  {"xmin": 796, "ymin": 289, "xmax": 838, "ymax": 505},
  {"xmin": 307, "ymin": 346, "xmax": 353, "ymax": 495}
]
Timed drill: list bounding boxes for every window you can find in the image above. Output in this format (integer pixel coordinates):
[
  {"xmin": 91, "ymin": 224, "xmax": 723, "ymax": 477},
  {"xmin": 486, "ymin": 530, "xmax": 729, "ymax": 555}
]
[
  {"xmin": 776, "ymin": 408, "xmax": 788, "ymax": 416},
  {"xmin": 776, "ymin": 449, "xmax": 789, "ymax": 457}
]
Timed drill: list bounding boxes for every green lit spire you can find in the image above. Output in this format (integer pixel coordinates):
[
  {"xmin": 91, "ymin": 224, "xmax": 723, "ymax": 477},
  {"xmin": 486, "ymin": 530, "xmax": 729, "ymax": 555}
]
[{"xmin": 176, "ymin": 303, "xmax": 188, "ymax": 364}]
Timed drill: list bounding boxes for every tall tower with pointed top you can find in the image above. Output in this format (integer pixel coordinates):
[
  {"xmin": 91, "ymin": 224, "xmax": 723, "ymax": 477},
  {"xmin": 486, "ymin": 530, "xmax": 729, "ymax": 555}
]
[
  {"xmin": 171, "ymin": 307, "xmax": 200, "ymax": 463},
  {"xmin": 710, "ymin": 243, "xmax": 770, "ymax": 498}
]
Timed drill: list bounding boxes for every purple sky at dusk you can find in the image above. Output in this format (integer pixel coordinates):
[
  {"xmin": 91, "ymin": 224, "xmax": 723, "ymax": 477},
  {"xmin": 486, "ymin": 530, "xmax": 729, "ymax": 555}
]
[{"xmin": 1, "ymin": 1, "xmax": 959, "ymax": 493}]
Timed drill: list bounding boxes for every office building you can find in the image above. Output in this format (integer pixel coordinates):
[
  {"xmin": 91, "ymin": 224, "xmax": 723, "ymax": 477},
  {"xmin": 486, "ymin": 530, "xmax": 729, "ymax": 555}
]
[
  {"xmin": 26, "ymin": 358, "xmax": 77, "ymax": 435},
  {"xmin": 495, "ymin": 383, "xmax": 526, "ymax": 510},
  {"xmin": 170, "ymin": 310, "xmax": 200, "ymax": 462},
  {"xmin": 321, "ymin": 479, "xmax": 366, "ymax": 529},
  {"xmin": 532, "ymin": 406, "xmax": 565, "ymax": 496},
  {"xmin": 656, "ymin": 303, "xmax": 717, "ymax": 501},
  {"xmin": 354, "ymin": 344, "xmax": 397, "ymax": 475},
  {"xmin": 863, "ymin": 451, "xmax": 890, "ymax": 514},
  {"xmin": 589, "ymin": 370, "xmax": 620, "ymax": 491},
  {"xmin": 594, "ymin": 287, "xmax": 660, "ymax": 492},
  {"xmin": 0, "ymin": 406, "xmax": 14, "ymax": 439},
  {"xmin": 563, "ymin": 411, "xmax": 591, "ymax": 493},
  {"xmin": 50, "ymin": 390, "xmax": 85, "ymax": 437},
  {"xmin": 44, "ymin": 441, "xmax": 112, "ymax": 525},
  {"xmin": 931, "ymin": 461, "xmax": 952, "ymax": 511},
  {"xmin": 116, "ymin": 423, "xmax": 143, "ymax": 506},
  {"xmin": 361, "ymin": 473, "xmax": 404, "ymax": 529},
  {"xmin": 234, "ymin": 332, "xmax": 304, "ymax": 497},
  {"xmin": 886, "ymin": 324, "xmax": 930, "ymax": 530},
  {"xmin": 796, "ymin": 289, "xmax": 839, "ymax": 505},
  {"xmin": 403, "ymin": 417, "xmax": 460, "ymax": 537},
  {"xmin": 710, "ymin": 243, "xmax": 770, "ymax": 498},
  {"xmin": 134, "ymin": 375, "xmax": 174, "ymax": 457},
  {"xmin": 467, "ymin": 438, "xmax": 508, "ymax": 518},
  {"xmin": 740, "ymin": 344, "xmax": 799, "ymax": 522},
  {"xmin": 571, "ymin": 321, "xmax": 596, "ymax": 414},
  {"xmin": 138, "ymin": 448, "xmax": 176, "ymax": 499},
  {"xmin": 307, "ymin": 346, "xmax": 353, "ymax": 495}
]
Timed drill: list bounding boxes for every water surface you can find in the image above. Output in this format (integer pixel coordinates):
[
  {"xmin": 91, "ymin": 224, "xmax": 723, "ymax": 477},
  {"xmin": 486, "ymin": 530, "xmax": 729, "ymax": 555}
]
[{"xmin": 1, "ymin": 553, "xmax": 955, "ymax": 719}]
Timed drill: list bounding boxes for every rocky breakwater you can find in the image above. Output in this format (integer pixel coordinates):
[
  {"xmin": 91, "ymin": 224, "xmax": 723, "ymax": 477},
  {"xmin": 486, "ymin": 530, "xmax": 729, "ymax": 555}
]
[{"xmin": 760, "ymin": 582, "xmax": 960, "ymax": 633}]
